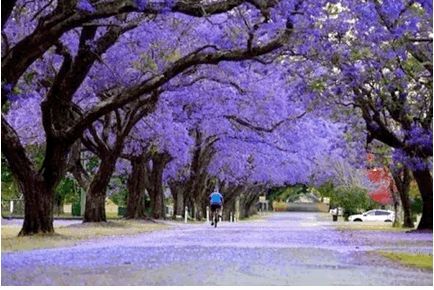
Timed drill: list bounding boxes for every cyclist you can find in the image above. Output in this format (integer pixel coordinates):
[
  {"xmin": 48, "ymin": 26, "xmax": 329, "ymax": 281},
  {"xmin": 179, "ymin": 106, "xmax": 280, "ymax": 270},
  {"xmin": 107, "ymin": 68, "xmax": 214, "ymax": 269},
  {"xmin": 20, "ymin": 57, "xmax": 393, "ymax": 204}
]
[{"xmin": 209, "ymin": 187, "xmax": 223, "ymax": 226}]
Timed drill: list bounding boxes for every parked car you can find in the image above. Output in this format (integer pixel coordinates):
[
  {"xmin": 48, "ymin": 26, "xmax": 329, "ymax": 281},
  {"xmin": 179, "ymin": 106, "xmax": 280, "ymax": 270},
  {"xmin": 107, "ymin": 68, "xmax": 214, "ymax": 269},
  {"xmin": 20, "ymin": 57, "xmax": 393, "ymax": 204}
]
[{"xmin": 348, "ymin": 209, "xmax": 395, "ymax": 222}]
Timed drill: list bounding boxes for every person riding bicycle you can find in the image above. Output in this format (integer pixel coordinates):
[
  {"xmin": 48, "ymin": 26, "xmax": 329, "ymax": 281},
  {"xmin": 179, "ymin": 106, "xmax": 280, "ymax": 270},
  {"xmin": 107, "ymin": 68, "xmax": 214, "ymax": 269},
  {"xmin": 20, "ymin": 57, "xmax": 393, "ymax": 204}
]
[{"xmin": 209, "ymin": 188, "xmax": 223, "ymax": 226}]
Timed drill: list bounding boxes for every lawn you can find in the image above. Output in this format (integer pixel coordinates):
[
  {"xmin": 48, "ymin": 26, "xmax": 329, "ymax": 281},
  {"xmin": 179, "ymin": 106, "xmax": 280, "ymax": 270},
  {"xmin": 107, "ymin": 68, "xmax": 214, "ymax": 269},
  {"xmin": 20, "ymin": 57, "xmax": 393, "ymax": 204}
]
[
  {"xmin": 377, "ymin": 251, "xmax": 433, "ymax": 270},
  {"xmin": 2, "ymin": 220, "xmax": 169, "ymax": 252},
  {"xmin": 335, "ymin": 222, "xmax": 414, "ymax": 232}
]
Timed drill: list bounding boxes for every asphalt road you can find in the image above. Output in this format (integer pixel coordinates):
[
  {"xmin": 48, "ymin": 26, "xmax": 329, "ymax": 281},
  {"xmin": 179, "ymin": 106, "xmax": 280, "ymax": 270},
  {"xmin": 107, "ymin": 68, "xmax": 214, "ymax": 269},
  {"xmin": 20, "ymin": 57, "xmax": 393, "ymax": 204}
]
[{"xmin": 2, "ymin": 212, "xmax": 432, "ymax": 285}]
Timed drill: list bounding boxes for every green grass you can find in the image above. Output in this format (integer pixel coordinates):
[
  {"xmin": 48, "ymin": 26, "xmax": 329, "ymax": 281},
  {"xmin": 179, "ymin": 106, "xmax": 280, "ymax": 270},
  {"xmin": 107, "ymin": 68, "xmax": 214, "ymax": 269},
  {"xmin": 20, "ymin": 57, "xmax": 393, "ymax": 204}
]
[
  {"xmin": 2, "ymin": 212, "xmax": 121, "ymax": 219},
  {"xmin": 377, "ymin": 251, "xmax": 433, "ymax": 270},
  {"xmin": 336, "ymin": 222, "xmax": 413, "ymax": 232},
  {"xmin": 1, "ymin": 220, "xmax": 168, "ymax": 252}
]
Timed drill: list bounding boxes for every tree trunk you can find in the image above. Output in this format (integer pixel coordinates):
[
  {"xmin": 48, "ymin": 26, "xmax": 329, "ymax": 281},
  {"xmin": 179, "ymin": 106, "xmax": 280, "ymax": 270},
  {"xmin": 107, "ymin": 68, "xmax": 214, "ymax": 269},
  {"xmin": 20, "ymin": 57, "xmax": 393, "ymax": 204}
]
[
  {"xmin": 126, "ymin": 156, "xmax": 146, "ymax": 219},
  {"xmin": 391, "ymin": 189, "xmax": 403, "ymax": 227},
  {"xmin": 84, "ymin": 192, "xmax": 106, "ymax": 223},
  {"xmin": 184, "ymin": 195, "xmax": 194, "ymax": 218},
  {"xmin": 148, "ymin": 153, "xmax": 172, "ymax": 219},
  {"xmin": 83, "ymin": 156, "xmax": 117, "ymax": 222},
  {"xmin": 222, "ymin": 185, "xmax": 244, "ymax": 220},
  {"xmin": 244, "ymin": 197, "xmax": 258, "ymax": 218},
  {"xmin": 240, "ymin": 193, "xmax": 253, "ymax": 219},
  {"xmin": 169, "ymin": 180, "xmax": 186, "ymax": 219},
  {"xmin": 149, "ymin": 188, "xmax": 164, "ymax": 219},
  {"xmin": 400, "ymin": 189, "xmax": 414, "ymax": 228},
  {"xmin": 391, "ymin": 167, "xmax": 414, "ymax": 228},
  {"xmin": 19, "ymin": 178, "xmax": 54, "ymax": 235},
  {"xmin": 54, "ymin": 194, "xmax": 65, "ymax": 216},
  {"xmin": 412, "ymin": 169, "xmax": 433, "ymax": 230},
  {"xmin": 173, "ymin": 188, "xmax": 184, "ymax": 218},
  {"xmin": 194, "ymin": 200, "xmax": 203, "ymax": 220},
  {"xmin": 241, "ymin": 188, "xmax": 262, "ymax": 218},
  {"xmin": 3, "ymin": 118, "xmax": 71, "ymax": 235}
]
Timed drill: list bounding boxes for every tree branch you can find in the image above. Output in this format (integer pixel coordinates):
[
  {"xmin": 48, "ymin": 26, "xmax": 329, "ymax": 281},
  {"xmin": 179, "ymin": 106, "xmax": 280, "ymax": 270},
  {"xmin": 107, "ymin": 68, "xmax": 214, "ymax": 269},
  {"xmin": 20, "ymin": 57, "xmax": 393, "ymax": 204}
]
[
  {"xmin": 1, "ymin": 115, "xmax": 37, "ymax": 189},
  {"xmin": 224, "ymin": 111, "xmax": 307, "ymax": 133},
  {"xmin": 66, "ymin": 25, "xmax": 292, "ymax": 141},
  {"xmin": 1, "ymin": 0, "xmax": 271, "ymax": 96}
]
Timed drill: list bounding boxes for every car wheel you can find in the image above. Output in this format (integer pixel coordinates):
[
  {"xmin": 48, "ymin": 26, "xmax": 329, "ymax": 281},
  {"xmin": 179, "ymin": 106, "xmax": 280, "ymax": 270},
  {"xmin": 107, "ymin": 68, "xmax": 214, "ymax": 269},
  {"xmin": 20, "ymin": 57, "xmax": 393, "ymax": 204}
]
[
  {"xmin": 353, "ymin": 219, "xmax": 362, "ymax": 222},
  {"xmin": 385, "ymin": 219, "xmax": 392, "ymax": 222}
]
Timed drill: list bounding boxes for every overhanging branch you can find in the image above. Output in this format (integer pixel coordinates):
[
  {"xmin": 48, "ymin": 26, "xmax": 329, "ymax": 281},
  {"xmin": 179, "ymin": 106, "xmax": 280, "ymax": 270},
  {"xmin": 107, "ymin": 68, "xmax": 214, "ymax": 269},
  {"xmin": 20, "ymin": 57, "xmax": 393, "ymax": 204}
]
[
  {"xmin": 66, "ymin": 25, "xmax": 292, "ymax": 141},
  {"xmin": 224, "ymin": 110, "xmax": 307, "ymax": 133}
]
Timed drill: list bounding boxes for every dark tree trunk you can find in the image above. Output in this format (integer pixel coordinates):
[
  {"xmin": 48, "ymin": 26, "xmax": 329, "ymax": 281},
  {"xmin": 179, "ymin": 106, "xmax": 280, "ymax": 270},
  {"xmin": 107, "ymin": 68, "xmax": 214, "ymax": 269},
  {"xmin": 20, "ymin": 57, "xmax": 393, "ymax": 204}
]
[
  {"xmin": 172, "ymin": 189, "xmax": 178, "ymax": 218},
  {"xmin": 240, "ymin": 196, "xmax": 249, "ymax": 218},
  {"xmin": 149, "ymin": 186, "xmax": 164, "ymax": 219},
  {"xmin": 390, "ymin": 168, "xmax": 403, "ymax": 227},
  {"xmin": 401, "ymin": 188, "xmax": 414, "ymax": 228},
  {"xmin": 148, "ymin": 153, "xmax": 172, "ymax": 219},
  {"xmin": 19, "ymin": 178, "xmax": 54, "ymax": 235},
  {"xmin": 173, "ymin": 188, "xmax": 183, "ymax": 218},
  {"xmin": 84, "ymin": 192, "xmax": 106, "ymax": 222},
  {"xmin": 240, "ymin": 188, "xmax": 262, "ymax": 218},
  {"xmin": 184, "ymin": 195, "xmax": 194, "ymax": 218},
  {"xmin": 412, "ymin": 169, "xmax": 433, "ymax": 230},
  {"xmin": 83, "ymin": 156, "xmax": 117, "ymax": 222},
  {"xmin": 186, "ymin": 129, "xmax": 217, "ymax": 220},
  {"xmin": 3, "ymin": 118, "xmax": 70, "ymax": 235},
  {"xmin": 193, "ymin": 200, "xmax": 203, "ymax": 220},
  {"xmin": 169, "ymin": 180, "xmax": 186, "ymax": 219},
  {"xmin": 391, "ymin": 189, "xmax": 403, "ymax": 227},
  {"xmin": 54, "ymin": 194, "xmax": 65, "ymax": 216},
  {"xmin": 126, "ymin": 156, "xmax": 147, "ymax": 219},
  {"xmin": 391, "ymin": 166, "xmax": 414, "ymax": 228},
  {"xmin": 244, "ymin": 197, "xmax": 257, "ymax": 218},
  {"xmin": 222, "ymin": 185, "xmax": 244, "ymax": 220}
]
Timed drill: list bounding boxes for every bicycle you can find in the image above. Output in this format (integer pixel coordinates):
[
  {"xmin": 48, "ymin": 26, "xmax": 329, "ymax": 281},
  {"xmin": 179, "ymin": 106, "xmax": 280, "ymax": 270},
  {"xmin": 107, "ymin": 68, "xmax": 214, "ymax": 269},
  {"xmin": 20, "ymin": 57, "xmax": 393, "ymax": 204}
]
[{"xmin": 211, "ymin": 207, "xmax": 221, "ymax": 228}]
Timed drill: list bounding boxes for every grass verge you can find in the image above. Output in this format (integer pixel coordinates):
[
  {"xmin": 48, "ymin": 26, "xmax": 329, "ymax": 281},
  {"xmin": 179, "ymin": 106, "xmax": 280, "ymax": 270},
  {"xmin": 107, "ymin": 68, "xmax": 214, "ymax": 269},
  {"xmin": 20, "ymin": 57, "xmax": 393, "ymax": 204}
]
[
  {"xmin": 1, "ymin": 220, "xmax": 168, "ymax": 252},
  {"xmin": 376, "ymin": 251, "xmax": 433, "ymax": 270},
  {"xmin": 336, "ymin": 222, "xmax": 413, "ymax": 232}
]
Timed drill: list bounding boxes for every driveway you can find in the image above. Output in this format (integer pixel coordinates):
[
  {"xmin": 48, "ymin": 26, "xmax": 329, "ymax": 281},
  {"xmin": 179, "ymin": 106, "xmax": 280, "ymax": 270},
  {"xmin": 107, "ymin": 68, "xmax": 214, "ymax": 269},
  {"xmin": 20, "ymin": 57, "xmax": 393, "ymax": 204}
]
[{"xmin": 2, "ymin": 212, "xmax": 432, "ymax": 285}]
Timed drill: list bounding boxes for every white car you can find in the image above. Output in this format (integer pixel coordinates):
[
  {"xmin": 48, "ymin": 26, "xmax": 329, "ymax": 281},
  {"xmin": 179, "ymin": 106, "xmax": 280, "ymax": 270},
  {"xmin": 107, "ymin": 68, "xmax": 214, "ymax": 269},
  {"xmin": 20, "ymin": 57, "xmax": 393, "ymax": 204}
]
[{"xmin": 348, "ymin": 209, "xmax": 395, "ymax": 222}]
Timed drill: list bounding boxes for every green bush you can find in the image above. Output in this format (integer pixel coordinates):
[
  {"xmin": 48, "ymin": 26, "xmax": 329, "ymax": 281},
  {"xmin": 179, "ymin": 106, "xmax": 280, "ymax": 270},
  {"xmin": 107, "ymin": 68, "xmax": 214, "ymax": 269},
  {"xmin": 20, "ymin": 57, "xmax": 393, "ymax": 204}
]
[
  {"xmin": 118, "ymin": 207, "xmax": 127, "ymax": 217},
  {"xmin": 330, "ymin": 186, "xmax": 378, "ymax": 220},
  {"xmin": 411, "ymin": 197, "xmax": 423, "ymax": 214},
  {"xmin": 411, "ymin": 197, "xmax": 423, "ymax": 221},
  {"xmin": 72, "ymin": 203, "xmax": 81, "ymax": 216},
  {"xmin": 268, "ymin": 184, "xmax": 307, "ymax": 200}
]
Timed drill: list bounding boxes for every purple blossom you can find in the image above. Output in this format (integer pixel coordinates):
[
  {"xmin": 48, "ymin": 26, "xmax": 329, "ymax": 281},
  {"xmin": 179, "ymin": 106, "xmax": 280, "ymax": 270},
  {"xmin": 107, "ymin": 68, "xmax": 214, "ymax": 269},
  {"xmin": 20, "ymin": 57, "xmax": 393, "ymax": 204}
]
[
  {"xmin": 135, "ymin": 0, "xmax": 147, "ymax": 11},
  {"xmin": 406, "ymin": 125, "xmax": 433, "ymax": 152},
  {"xmin": 392, "ymin": 148, "xmax": 432, "ymax": 171},
  {"xmin": 3, "ymin": 83, "xmax": 13, "ymax": 93},
  {"xmin": 77, "ymin": 0, "xmax": 95, "ymax": 13}
]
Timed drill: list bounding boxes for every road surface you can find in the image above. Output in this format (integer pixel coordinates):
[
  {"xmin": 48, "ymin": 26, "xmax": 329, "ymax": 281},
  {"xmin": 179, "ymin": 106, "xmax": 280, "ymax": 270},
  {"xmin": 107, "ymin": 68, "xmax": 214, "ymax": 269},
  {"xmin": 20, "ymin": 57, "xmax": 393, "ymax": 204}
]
[{"xmin": 2, "ymin": 212, "xmax": 432, "ymax": 285}]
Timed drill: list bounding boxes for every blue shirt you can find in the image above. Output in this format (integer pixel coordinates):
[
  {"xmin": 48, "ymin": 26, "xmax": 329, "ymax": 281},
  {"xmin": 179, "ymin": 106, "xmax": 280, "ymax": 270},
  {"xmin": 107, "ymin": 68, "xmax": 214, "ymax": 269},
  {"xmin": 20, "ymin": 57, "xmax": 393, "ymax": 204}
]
[{"xmin": 209, "ymin": 192, "xmax": 223, "ymax": 205}]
